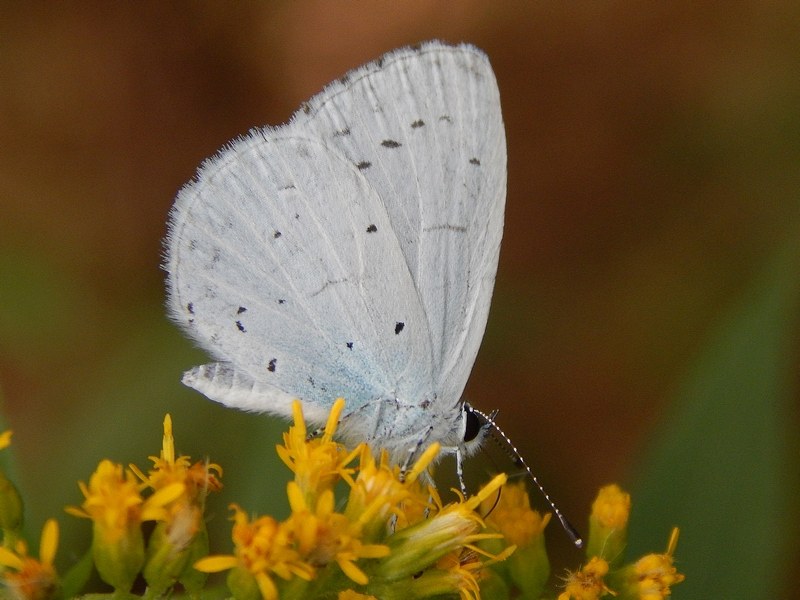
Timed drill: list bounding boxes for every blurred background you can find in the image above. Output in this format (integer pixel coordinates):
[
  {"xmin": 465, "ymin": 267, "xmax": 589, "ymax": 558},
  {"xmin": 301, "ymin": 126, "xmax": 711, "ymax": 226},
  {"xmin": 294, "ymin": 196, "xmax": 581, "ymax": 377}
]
[{"xmin": 1, "ymin": 3, "xmax": 799, "ymax": 598}]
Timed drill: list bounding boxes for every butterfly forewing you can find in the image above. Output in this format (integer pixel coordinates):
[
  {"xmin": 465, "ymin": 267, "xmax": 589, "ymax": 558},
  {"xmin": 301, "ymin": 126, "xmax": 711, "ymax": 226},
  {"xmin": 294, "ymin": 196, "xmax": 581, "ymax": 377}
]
[{"xmin": 295, "ymin": 42, "xmax": 506, "ymax": 407}]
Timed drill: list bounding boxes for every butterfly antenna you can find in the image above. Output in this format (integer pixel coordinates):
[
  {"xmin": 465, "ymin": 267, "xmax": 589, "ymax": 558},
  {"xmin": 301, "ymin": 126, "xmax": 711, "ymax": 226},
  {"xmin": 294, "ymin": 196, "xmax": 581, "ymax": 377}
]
[{"xmin": 471, "ymin": 407, "xmax": 584, "ymax": 548}]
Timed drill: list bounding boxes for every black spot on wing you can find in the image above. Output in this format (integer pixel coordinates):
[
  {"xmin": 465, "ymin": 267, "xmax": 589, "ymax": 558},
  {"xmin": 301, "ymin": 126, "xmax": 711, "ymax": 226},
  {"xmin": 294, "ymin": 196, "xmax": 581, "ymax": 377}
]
[
  {"xmin": 237, "ymin": 306, "xmax": 247, "ymax": 314},
  {"xmin": 236, "ymin": 320, "xmax": 246, "ymax": 333},
  {"xmin": 469, "ymin": 157, "xmax": 481, "ymax": 166},
  {"xmin": 334, "ymin": 127, "xmax": 351, "ymax": 137},
  {"xmin": 439, "ymin": 115, "xmax": 452, "ymax": 123},
  {"xmin": 274, "ymin": 231, "xmax": 282, "ymax": 239},
  {"xmin": 346, "ymin": 342, "xmax": 353, "ymax": 349},
  {"xmin": 267, "ymin": 358, "xmax": 277, "ymax": 372},
  {"xmin": 381, "ymin": 139, "xmax": 402, "ymax": 149},
  {"xmin": 410, "ymin": 119, "xmax": 425, "ymax": 128},
  {"xmin": 356, "ymin": 161, "xmax": 372, "ymax": 170},
  {"xmin": 366, "ymin": 224, "xmax": 377, "ymax": 233},
  {"xmin": 187, "ymin": 302, "xmax": 194, "ymax": 314},
  {"xmin": 278, "ymin": 299, "xmax": 286, "ymax": 305},
  {"xmin": 395, "ymin": 321, "xmax": 405, "ymax": 335}
]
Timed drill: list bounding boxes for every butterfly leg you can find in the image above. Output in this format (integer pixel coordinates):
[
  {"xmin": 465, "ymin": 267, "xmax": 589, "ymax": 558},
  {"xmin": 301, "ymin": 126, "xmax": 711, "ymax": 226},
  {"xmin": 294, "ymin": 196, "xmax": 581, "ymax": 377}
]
[
  {"xmin": 455, "ymin": 446, "xmax": 467, "ymax": 496},
  {"xmin": 398, "ymin": 425, "xmax": 435, "ymax": 483},
  {"xmin": 306, "ymin": 425, "xmax": 326, "ymax": 440}
]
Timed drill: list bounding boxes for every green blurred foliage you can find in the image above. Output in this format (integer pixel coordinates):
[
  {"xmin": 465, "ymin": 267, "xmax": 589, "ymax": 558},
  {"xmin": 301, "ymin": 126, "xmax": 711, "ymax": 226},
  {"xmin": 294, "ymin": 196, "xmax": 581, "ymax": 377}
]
[{"xmin": 630, "ymin": 233, "xmax": 800, "ymax": 598}]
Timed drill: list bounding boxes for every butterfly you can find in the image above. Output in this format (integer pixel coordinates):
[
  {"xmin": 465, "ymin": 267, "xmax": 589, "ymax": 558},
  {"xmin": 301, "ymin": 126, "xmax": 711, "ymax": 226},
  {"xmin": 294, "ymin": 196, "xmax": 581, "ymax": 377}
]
[
  {"xmin": 165, "ymin": 40, "xmax": 505, "ymax": 465},
  {"xmin": 165, "ymin": 41, "xmax": 582, "ymax": 547}
]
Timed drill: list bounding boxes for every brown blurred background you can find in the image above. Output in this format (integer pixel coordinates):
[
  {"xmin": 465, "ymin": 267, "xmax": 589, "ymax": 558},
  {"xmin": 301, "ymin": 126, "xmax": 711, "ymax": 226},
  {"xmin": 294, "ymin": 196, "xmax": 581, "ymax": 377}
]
[{"xmin": 2, "ymin": 2, "xmax": 799, "ymax": 597}]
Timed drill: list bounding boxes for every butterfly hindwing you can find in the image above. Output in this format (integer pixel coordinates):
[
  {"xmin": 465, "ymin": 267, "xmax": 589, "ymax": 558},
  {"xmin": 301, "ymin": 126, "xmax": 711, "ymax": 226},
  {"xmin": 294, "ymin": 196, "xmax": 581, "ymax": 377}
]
[{"xmin": 167, "ymin": 134, "xmax": 432, "ymax": 419}]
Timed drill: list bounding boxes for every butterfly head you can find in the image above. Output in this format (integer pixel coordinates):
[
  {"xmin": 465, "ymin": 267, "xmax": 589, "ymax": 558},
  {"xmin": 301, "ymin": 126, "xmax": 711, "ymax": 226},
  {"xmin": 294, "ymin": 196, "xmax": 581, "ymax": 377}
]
[{"xmin": 459, "ymin": 402, "xmax": 494, "ymax": 456}]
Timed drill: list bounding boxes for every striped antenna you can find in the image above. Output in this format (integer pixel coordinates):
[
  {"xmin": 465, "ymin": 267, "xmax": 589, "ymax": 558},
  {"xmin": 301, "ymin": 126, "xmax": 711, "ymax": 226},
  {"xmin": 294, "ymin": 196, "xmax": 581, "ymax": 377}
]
[{"xmin": 469, "ymin": 406, "xmax": 584, "ymax": 548}]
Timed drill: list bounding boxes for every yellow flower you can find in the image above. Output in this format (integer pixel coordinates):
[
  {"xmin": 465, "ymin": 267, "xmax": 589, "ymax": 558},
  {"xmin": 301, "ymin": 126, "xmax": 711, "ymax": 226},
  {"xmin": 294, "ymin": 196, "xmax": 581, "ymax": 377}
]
[
  {"xmin": 65, "ymin": 459, "xmax": 183, "ymax": 591},
  {"xmin": 482, "ymin": 480, "xmax": 551, "ymax": 548},
  {"xmin": 591, "ymin": 484, "xmax": 630, "ymax": 530},
  {"xmin": 276, "ymin": 399, "xmax": 360, "ymax": 505},
  {"xmin": 194, "ymin": 504, "xmax": 315, "ymax": 600},
  {"xmin": 0, "ymin": 430, "xmax": 13, "ymax": 451},
  {"xmin": 586, "ymin": 484, "xmax": 630, "ymax": 567},
  {"xmin": 196, "ymin": 400, "xmax": 390, "ymax": 600},
  {"xmin": 480, "ymin": 479, "xmax": 550, "ymax": 598},
  {"xmin": 66, "ymin": 459, "xmax": 181, "ymax": 541},
  {"xmin": 390, "ymin": 443, "xmax": 445, "ymax": 532},
  {"xmin": 129, "ymin": 415, "xmax": 223, "ymax": 593},
  {"xmin": 557, "ymin": 556, "xmax": 612, "ymax": 600},
  {"xmin": 411, "ymin": 550, "xmax": 482, "ymax": 600},
  {"xmin": 627, "ymin": 528, "xmax": 684, "ymax": 600},
  {"xmin": 448, "ymin": 551, "xmax": 492, "ymax": 600},
  {"xmin": 134, "ymin": 414, "xmax": 222, "ymax": 501},
  {"xmin": 344, "ymin": 446, "xmax": 430, "ymax": 540},
  {"xmin": 401, "ymin": 543, "xmax": 515, "ymax": 600},
  {"xmin": 195, "ymin": 400, "xmax": 516, "ymax": 600},
  {"xmin": 378, "ymin": 473, "xmax": 508, "ymax": 580},
  {"xmin": 286, "ymin": 481, "xmax": 390, "ymax": 586},
  {"xmin": 0, "ymin": 518, "xmax": 59, "ymax": 600}
]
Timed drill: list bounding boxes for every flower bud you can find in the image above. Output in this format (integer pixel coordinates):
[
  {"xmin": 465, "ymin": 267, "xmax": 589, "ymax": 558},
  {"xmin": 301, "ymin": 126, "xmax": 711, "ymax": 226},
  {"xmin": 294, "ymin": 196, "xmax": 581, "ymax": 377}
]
[{"xmin": 586, "ymin": 484, "xmax": 630, "ymax": 567}]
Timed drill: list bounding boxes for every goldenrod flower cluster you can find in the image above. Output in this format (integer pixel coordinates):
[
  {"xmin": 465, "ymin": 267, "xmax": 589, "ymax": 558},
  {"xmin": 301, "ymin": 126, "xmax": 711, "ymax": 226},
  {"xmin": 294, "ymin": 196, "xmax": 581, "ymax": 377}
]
[
  {"xmin": 195, "ymin": 399, "xmax": 510, "ymax": 600},
  {"xmin": 554, "ymin": 485, "xmax": 684, "ymax": 600},
  {"xmin": 63, "ymin": 413, "xmax": 222, "ymax": 596},
  {"xmin": 0, "ymin": 400, "xmax": 685, "ymax": 600}
]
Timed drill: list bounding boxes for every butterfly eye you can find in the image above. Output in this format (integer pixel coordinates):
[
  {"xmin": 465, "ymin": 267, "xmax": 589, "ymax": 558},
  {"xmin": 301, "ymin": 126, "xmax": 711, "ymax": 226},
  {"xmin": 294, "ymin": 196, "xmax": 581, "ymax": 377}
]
[{"xmin": 463, "ymin": 407, "xmax": 482, "ymax": 442}]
